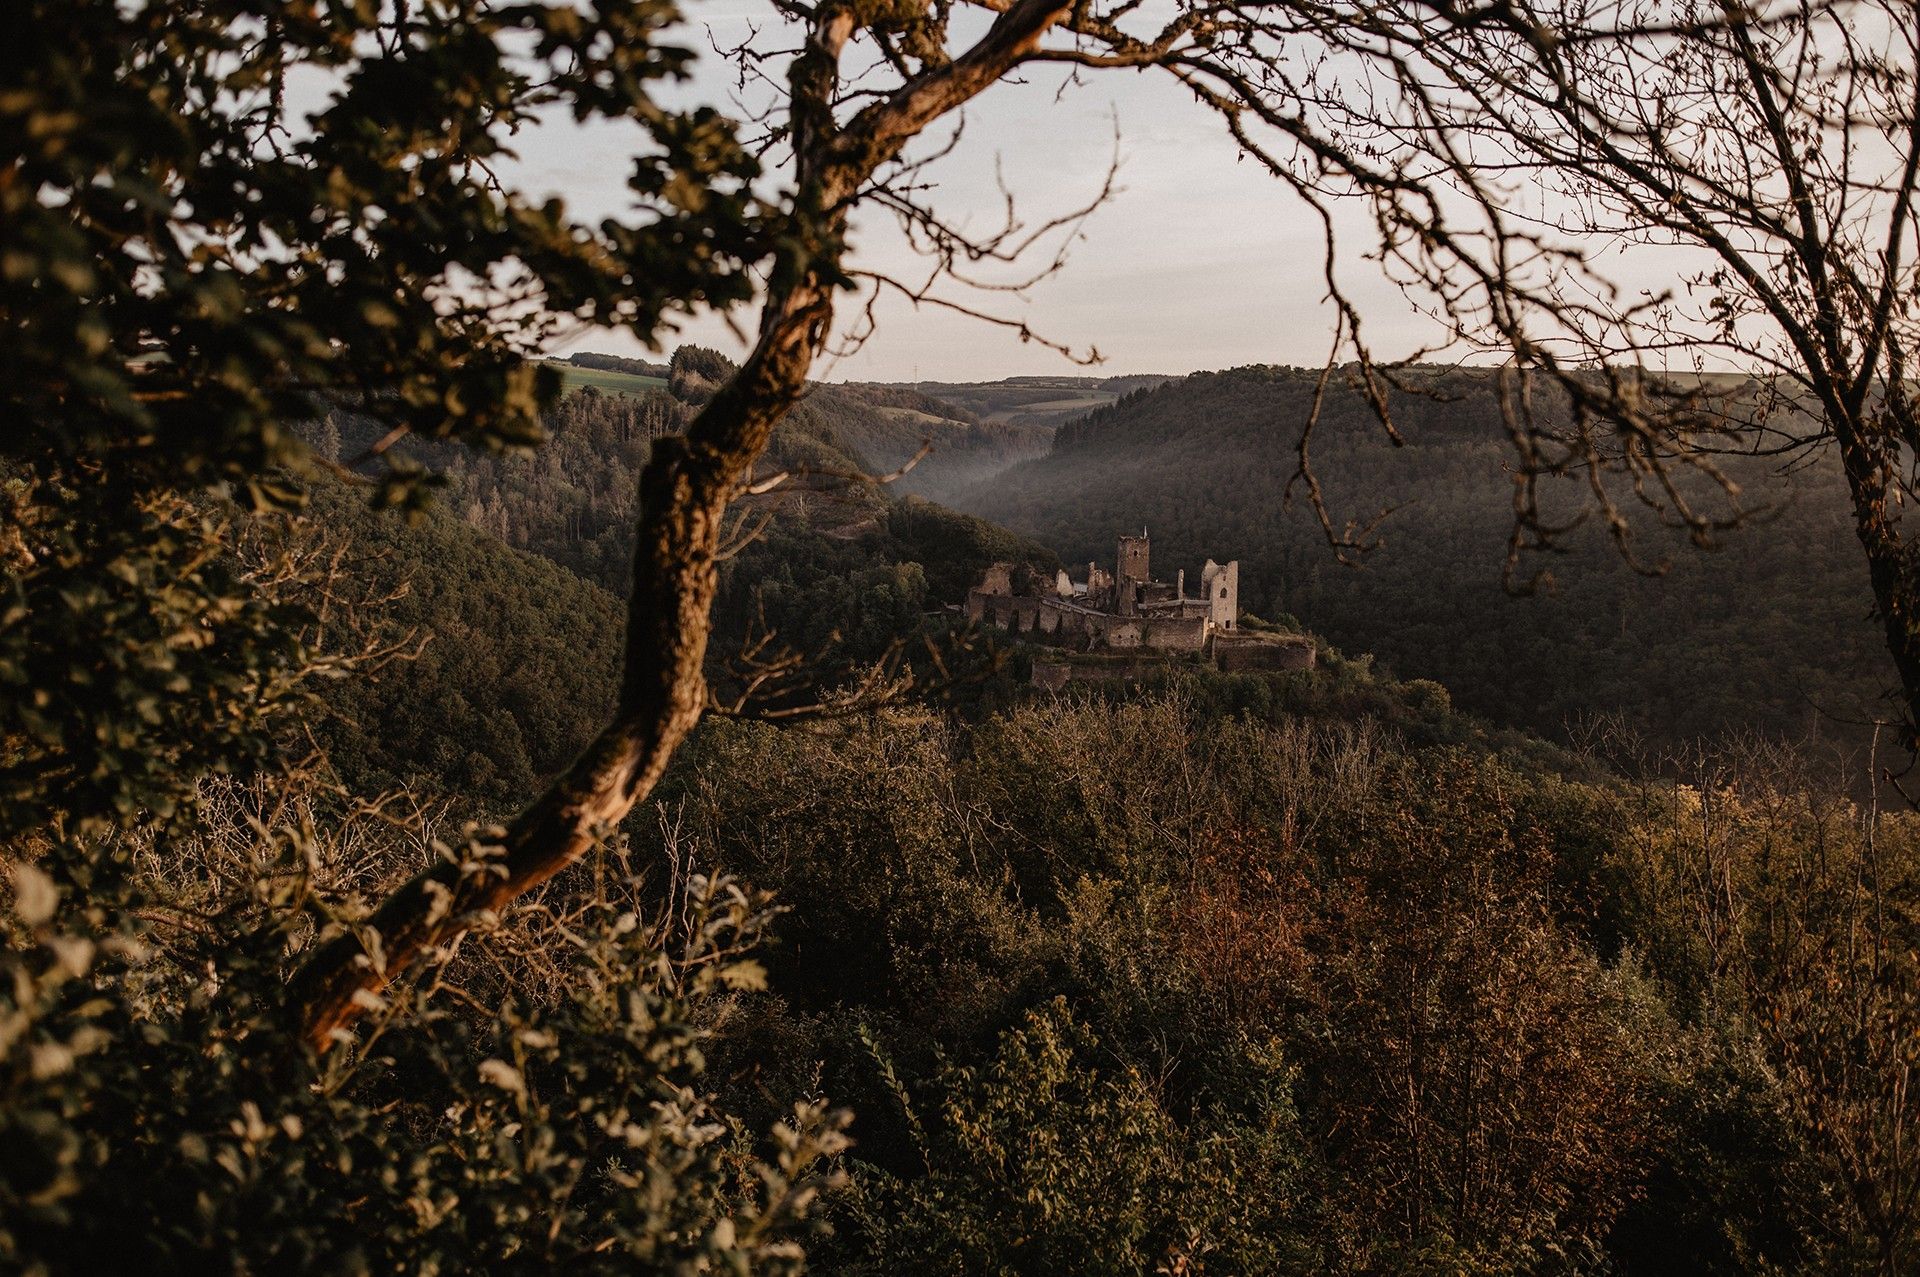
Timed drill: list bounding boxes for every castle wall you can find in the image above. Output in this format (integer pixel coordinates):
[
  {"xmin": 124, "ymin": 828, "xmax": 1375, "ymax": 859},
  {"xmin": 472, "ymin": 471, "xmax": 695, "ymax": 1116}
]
[
  {"xmin": 1213, "ymin": 635, "xmax": 1315, "ymax": 672},
  {"xmin": 969, "ymin": 592, "xmax": 1021, "ymax": 630},
  {"xmin": 1031, "ymin": 654, "xmax": 1181, "ymax": 691},
  {"xmin": 970, "ymin": 539, "xmax": 1254, "ymax": 666},
  {"xmin": 967, "ymin": 561, "xmax": 1018, "ymax": 625},
  {"xmin": 1142, "ymin": 616, "xmax": 1207, "ymax": 652},
  {"xmin": 1140, "ymin": 599, "xmax": 1210, "ymax": 621},
  {"xmin": 1031, "ymin": 660, "xmax": 1073, "ymax": 692}
]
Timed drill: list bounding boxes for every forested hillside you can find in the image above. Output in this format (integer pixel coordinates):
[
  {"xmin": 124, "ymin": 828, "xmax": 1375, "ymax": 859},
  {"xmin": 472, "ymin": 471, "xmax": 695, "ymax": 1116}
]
[
  {"xmin": 307, "ymin": 355, "xmax": 1065, "ymax": 724},
  {"xmin": 255, "ymin": 381, "xmax": 1918, "ymax": 1271},
  {"xmin": 518, "ymin": 348, "xmax": 1056, "ymax": 506},
  {"xmin": 958, "ymin": 366, "xmax": 1894, "ymax": 756},
  {"xmin": 302, "ymin": 485, "xmax": 625, "ymax": 806},
  {"xmin": 22, "ymin": 359, "xmax": 1920, "ymax": 1274},
  {"xmin": 25, "ymin": 459, "xmax": 1903, "ymax": 1270}
]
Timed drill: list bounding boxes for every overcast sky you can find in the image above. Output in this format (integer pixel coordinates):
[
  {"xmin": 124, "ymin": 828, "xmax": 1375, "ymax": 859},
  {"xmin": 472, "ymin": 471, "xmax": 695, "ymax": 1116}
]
[{"xmin": 499, "ymin": 3, "xmax": 1450, "ymax": 384}]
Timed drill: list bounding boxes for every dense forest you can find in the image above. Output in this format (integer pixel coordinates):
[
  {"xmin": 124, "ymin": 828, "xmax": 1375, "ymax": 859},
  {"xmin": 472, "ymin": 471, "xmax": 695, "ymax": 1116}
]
[
  {"xmin": 13, "ymin": 404, "xmax": 1917, "ymax": 1269},
  {"xmin": 313, "ymin": 347, "xmax": 1066, "ymax": 719},
  {"xmin": 956, "ymin": 365, "xmax": 1896, "ymax": 761},
  {"xmin": 17, "ymin": 346, "xmax": 1920, "ymax": 1274}
]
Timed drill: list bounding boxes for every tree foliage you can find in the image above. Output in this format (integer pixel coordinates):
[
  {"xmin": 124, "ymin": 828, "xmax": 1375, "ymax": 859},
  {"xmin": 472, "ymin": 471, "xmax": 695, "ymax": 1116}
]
[
  {"xmin": 5, "ymin": 0, "xmax": 762, "ymax": 499},
  {"xmin": 651, "ymin": 692, "xmax": 1915, "ymax": 1271},
  {"xmin": 1, "ymin": 840, "xmax": 845, "ymax": 1275}
]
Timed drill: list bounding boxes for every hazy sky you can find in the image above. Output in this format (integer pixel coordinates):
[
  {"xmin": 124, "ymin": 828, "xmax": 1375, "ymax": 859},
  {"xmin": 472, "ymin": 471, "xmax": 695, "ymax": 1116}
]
[{"xmin": 504, "ymin": 3, "xmax": 1442, "ymax": 383}]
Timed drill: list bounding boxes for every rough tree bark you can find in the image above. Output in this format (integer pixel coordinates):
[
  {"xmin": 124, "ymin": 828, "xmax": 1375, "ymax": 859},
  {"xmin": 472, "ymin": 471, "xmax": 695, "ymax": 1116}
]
[{"xmin": 289, "ymin": 0, "xmax": 1073, "ymax": 1052}]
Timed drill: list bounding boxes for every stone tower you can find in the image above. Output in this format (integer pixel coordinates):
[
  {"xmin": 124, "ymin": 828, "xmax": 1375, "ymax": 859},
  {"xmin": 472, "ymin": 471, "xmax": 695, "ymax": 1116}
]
[
  {"xmin": 1116, "ymin": 532, "xmax": 1150, "ymax": 585},
  {"xmin": 1200, "ymin": 559, "xmax": 1239, "ymax": 631},
  {"xmin": 1113, "ymin": 532, "xmax": 1150, "ymax": 616}
]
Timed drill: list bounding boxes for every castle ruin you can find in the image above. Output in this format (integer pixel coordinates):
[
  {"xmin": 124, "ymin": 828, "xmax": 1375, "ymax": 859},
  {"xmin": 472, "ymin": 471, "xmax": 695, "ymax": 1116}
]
[{"xmin": 964, "ymin": 530, "xmax": 1314, "ymax": 687}]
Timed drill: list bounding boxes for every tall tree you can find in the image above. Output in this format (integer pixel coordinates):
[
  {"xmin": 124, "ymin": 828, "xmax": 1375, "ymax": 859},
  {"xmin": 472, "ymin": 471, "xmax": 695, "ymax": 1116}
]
[
  {"xmin": 287, "ymin": 0, "xmax": 1103, "ymax": 1047},
  {"xmin": 287, "ymin": 0, "xmax": 1516, "ymax": 1047},
  {"xmin": 288, "ymin": 0, "xmax": 1920, "ymax": 1045},
  {"xmin": 1224, "ymin": 0, "xmax": 1920, "ymax": 750}
]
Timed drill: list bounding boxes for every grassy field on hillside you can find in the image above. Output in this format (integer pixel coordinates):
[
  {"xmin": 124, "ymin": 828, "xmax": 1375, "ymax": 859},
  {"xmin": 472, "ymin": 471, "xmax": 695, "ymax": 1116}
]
[{"xmin": 548, "ymin": 361, "xmax": 667, "ymax": 397}]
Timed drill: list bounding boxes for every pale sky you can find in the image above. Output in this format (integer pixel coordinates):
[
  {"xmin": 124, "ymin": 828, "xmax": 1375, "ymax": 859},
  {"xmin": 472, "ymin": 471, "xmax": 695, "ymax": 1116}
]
[{"xmin": 506, "ymin": 3, "xmax": 1441, "ymax": 383}]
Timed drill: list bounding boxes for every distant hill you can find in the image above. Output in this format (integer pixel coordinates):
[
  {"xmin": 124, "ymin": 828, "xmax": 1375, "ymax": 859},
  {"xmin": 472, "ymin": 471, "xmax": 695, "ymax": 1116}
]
[
  {"xmin": 324, "ymin": 351, "xmax": 1894, "ymax": 755},
  {"xmin": 545, "ymin": 350, "xmax": 1056, "ymax": 503},
  {"xmin": 902, "ymin": 373, "xmax": 1174, "ymax": 431},
  {"xmin": 954, "ymin": 364, "xmax": 1895, "ymax": 756},
  {"xmin": 817, "ymin": 383, "xmax": 1053, "ymax": 501}
]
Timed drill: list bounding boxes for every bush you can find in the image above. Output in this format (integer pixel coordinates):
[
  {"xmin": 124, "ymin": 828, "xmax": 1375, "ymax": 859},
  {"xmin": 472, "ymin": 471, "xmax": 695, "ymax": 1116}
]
[
  {"xmin": 833, "ymin": 999, "xmax": 1308, "ymax": 1276},
  {"xmin": 0, "ymin": 846, "xmax": 845, "ymax": 1275}
]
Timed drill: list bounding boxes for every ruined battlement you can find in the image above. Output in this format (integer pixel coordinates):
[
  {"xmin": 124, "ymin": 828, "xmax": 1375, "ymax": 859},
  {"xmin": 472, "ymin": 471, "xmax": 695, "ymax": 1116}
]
[{"xmin": 962, "ymin": 529, "xmax": 1316, "ymax": 686}]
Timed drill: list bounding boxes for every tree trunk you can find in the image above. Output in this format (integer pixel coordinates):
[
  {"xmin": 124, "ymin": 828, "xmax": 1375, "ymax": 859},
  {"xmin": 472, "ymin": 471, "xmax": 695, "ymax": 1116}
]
[
  {"xmin": 289, "ymin": 276, "xmax": 836, "ymax": 1052},
  {"xmin": 1837, "ymin": 417, "xmax": 1920, "ymax": 752}
]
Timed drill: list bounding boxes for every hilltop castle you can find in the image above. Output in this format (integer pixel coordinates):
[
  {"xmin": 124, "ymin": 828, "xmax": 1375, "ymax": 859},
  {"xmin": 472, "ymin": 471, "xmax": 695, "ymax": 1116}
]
[
  {"xmin": 964, "ymin": 530, "xmax": 1313, "ymax": 686},
  {"xmin": 967, "ymin": 530, "xmax": 1238, "ymax": 651}
]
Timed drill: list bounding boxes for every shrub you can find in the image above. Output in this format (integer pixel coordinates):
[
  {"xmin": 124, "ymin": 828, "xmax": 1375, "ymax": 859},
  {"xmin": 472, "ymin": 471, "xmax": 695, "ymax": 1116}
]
[
  {"xmin": 0, "ymin": 847, "xmax": 845, "ymax": 1275},
  {"xmin": 833, "ymin": 999, "xmax": 1308, "ymax": 1276}
]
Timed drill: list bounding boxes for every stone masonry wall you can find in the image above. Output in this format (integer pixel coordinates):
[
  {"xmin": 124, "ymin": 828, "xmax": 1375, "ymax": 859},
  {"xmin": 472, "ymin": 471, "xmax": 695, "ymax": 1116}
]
[{"xmin": 1213, "ymin": 635, "xmax": 1316, "ymax": 672}]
